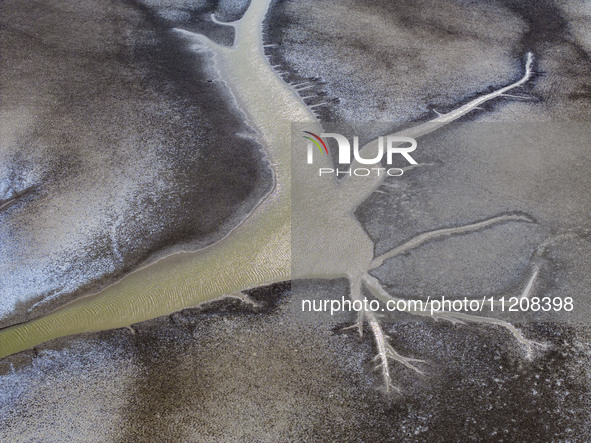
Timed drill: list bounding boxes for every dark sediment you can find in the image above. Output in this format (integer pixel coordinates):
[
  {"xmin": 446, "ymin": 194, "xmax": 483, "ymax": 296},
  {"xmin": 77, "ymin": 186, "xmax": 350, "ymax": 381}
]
[{"xmin": 0, "ymin": 0, "xmax": 271, "ymax": 328}]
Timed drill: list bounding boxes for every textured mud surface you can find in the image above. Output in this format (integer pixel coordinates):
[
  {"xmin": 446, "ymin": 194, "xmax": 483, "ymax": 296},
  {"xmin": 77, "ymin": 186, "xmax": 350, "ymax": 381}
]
[
  {"xmin": 1, "ymin": 283, "xmax": 590, "ymax": 441},
  {"xmin": 266, "ymin": 0, "xmax": 591, "ymax": 127},
  {"xmin": 0, "ymin": 0, "xmax": 271, "ymax": 327},
  {"xmin": 2, "ymin": 0, "xmax": 591, "ymax": 441}
]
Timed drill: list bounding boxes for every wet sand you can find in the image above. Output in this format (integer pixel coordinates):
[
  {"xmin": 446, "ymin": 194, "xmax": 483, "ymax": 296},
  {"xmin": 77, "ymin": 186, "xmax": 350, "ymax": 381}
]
[
  {"xmin": 0, "ymin": 0, "xmax": 271, "ymax": 328},
  {"xmin": 1, "ymin": 283, "xmax": 590, "ymax": 441},
  {"xmin": 1, "ymin": 0, "xmax": 591, "ymax": 440}
]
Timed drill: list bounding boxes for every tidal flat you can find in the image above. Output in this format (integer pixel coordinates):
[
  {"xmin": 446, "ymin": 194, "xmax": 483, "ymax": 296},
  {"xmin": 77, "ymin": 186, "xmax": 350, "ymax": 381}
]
[
  {"xmin": 1, "ymin": 284, "xmax": 590, "ymax": 440},
  {"xmin": 0, "ymin": 0, "xmax": 272, "ymax": 328},
  {"xmin": 2, "ymin": 0, "xmax": 591, "ymax": 440}
]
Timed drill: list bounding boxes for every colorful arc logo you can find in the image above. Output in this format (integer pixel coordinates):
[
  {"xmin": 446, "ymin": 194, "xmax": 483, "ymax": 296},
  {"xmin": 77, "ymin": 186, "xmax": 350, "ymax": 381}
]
[{"xmin": 302, "ymin": 131, "xmax": 328, "ymax": 154}]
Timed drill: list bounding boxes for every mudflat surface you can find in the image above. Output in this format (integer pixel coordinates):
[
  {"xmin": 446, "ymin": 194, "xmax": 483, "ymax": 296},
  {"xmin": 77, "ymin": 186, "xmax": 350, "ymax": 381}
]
[
  {"xmin": 1, "ymin": 283, "xmax": 590, "ymax": 441},
  {"xmin": 2, "ymin": 0, "xmax": 591, "ymax": 441},
  {"xmin": 0, "ymin": 0, "xmax": 271, "ymax": 327}
]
